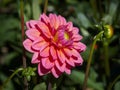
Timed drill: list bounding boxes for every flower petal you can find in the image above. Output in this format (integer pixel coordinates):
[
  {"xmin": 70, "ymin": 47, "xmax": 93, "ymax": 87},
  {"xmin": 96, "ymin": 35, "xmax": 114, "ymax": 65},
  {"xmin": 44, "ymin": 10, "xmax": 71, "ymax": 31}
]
[
  {"xmin": 37, "ymin": 22, "xmax": 51, "ymax": 38},
  {"xmin": 31, "ymin": 52, "xmax": 40, "ymax": 64},
  {"xmin": 38, "ymin": 63, "xmax": 50, "ymax": 76},
  {"xmin": 55, "ymin": 60, "xmax": 65, "ymax": 72},
  {"xmin": 40, "ymin": 13, "xmax": 50, "ymax": 24},
  {"xmin": 66, "ymin": 58, "xmax": 75, "ymax": 67},
  {"xmin": 65, "ymin": 64, "xmax": 71, "ymax": 74},
  {"xmin": 40, "ymin": 46, "xmax": 50, "ymax": 57},
  {"xmin": 32, "ymin": 37, "xmax": 48, "ymax": 51},
  {"xmin": 57, "ymin": 50, "xmax": 66, "ymax": 64},
  {"xmin": 58, "ymin": 15, "xmax": 66, "ymax": 26},
  {"xmin": 51, "ymin": 67, "xmax": 62, "ymax": 78},
  {"xmin": 49, "ymin": 14, "xmax": 59, "ymax": 29},
  {"xmin": 41, "ymin": 58, "xmax": 54, "ymax": 69},
  {"xmin": 26, "ymin": 20, "xmax": 39, "ymax": 29},
  {"xmin": 73, "ymin": 42, "xmax": 86, "ymax": 51},
  {"xmin": 26, "ymin": 29, "xmax": 40, "ymax": 40},
  {"xmin": 23, "ymin": 39, "xmax": 34, "ymax": 53},
  {"xmin": 50, "ymin": 46, "xmax": 57, "ymax": 60},
  {"xmin": 63, "ymin": 48, "xmax": 72, "ymax": 57},
  {"xmin": 72, "ymin": 34, "xmax": 83, "ymax": 41}
]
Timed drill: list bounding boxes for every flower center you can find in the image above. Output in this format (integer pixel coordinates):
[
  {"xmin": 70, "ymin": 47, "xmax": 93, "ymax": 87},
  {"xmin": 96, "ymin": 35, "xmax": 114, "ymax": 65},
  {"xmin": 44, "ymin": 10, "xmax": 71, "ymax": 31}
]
[{"xmin": 64, "ymin": 31, "xmax": 70, "ymax": 40}]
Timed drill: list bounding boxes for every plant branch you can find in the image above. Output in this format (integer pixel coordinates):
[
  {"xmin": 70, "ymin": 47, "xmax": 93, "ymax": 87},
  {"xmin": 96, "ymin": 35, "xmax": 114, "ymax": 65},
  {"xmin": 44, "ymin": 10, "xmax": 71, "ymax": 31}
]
[
  {"xmin": 44, "ymin": 0, "xmax": 48, "ymax": 14},
  {"xmin": 82, "ymin": 31, "xmax": 104, "ymax": 90}
]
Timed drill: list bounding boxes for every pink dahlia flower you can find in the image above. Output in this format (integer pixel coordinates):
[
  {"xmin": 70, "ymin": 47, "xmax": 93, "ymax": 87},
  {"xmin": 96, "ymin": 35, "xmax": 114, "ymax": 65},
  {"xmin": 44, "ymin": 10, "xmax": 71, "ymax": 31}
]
[{"xmin": 23, "ymin": 13, "xmax": 86, "ymax": 78}]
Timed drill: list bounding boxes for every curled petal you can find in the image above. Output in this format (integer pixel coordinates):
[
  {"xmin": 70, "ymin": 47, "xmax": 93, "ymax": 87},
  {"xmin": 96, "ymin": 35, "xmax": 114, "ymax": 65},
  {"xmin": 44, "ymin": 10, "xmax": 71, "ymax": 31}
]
[
  {"xmin": 67, "ymin": 22, "xmax": 73, "ymax": 32},
  {"xmin": 72, "ymin": 55, "xmax": 83, "ymax": 66},
  {"xmin": 41, "ymin": 58, "xmax": 54, "ymax": 69},
  {"xmin": 72, "ymin": 27, "xmax": 79, "ymax": 34},
  {"xmin": 66, "ymin": 58, "xmax": 75, "ymax": 67},
  {"xmin": 55, "ymin": 60, "xmax": 65, "ymax": 72},
  {"xmin": 26, "ymin": 20, "xmax": 39, "ymax": 29},
  {"xmin": 26, "ymin": 29, "xmax": 40, "ymax": 40},
  {"xmin": 31, "ymin": 52, "xmax": 40, "ymax": 63},
  {"xmin": 65, "ymin": 64, "xmax": 72, "ymax": 74},
  {"xmin": 63, "ymin": 48, "xmax": 72, "ymax": 57},
  {"xmin": 38, "ymin": 63, "xmax": 50, "ymax": 76},
  {"xmin": 51, "ymin": 67, "xmax": 62, "ymax": 78},
  {"xmin": 23, "ymin": 39, "xmax": 34, "ymax": 53}
]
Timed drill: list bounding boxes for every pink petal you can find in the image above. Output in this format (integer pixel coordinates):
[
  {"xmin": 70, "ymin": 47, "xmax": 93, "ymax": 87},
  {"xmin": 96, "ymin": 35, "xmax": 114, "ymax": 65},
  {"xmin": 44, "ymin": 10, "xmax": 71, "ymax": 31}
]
[
  {"xmin": 73, "ymin": 42, "xmax": 86, "ymax": 51},
  {"xmin": 71, "ymin": 49, "xmax": 80, "ymax": 58},
  {"xmin": 65, "ymin": 64, "xmax": 71, "ymax": 74},
  {"xmin": 26, "ymin": 29, "xmax": 40, "ymax": 40},
  {"xmin": 58, "ymin": 15, "xmax": 66, "ymax": 26},
  {"xmin": 38, "ymin": 63, "xmax": 50, "ymax": 76},
  {"xmin": 37, "ymin": 22, "xmax": 51, "ymax": 38},
  {"xmin": 51, "ymin": 67, "xmax": 62, "ymax": 78},
  {"xmin": 41, "ymin": 58, "xmax": 54, "ymax": 69},
  {"xmin": 57, "ymin": 50, "xmax": 66, "ymax": 64},
  {"xmin": 26, "ymin": 20, "xmax": 39, "ymax": 29},
  {"xmin": 72, "ymin": 27, "xmax": 79, "ymax": 34},
  {"xmin": 55, "ymin": 60, "xmax": 65, "ymax": 72},
  {"xmin": 67, "ymin": 22, "xmax": 73, "ymax": 32},
  {"xmin": 32, "ymin": 37, "xmax": 48, "ymax": 51},
  {"xmin": 72, "ymin": 55, "xmax": 83, "ymax": 66},
  {"xmin": 31, "ymin": 52, "xmax": 40, "ymax": 64},
  {"xmin": 50, "ymin": 46, "xmax": 57, "ymax": 60},
  {"xmin": 72, "ymin": 34, "xmax": 83, "ymax": 41},
  {"xmin": 40, "ymin": 46, "xmax": 50, "ymax": 57},
  {"xmin": 49, "ymin": 14, "xmax": 59, "ymax": 29},
  {"xmin": 66, "ymin": 58, "xmax": 75, "ymax": 67},
  {"xmin": 39, "ymin": 13, "xmax": 50, "ymax": 24},
  {"xmin": 23, "ymin": 39, "xmax": 34, "ymax": 53},
  {"xmin": 63, "ymin": 48, "xmax": 72, "ymax": 57}
]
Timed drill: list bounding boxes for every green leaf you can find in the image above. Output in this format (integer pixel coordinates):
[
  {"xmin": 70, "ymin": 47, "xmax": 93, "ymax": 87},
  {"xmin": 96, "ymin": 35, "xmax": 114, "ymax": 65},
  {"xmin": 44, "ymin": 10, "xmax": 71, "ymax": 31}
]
[
  {"xmin": 67, "ymin": 70, "xmax": 104, "ymax": 90},
  {"xmin": 114, "ymin": 81, "xmax": 120, "ymax": 90},
  {"xmin": 32, "ymin": 0, "xmax": 41, "ymax": 20},
  {"xmin": 33, "ymin": 82, "xmax": 46, "ymax": 90}
]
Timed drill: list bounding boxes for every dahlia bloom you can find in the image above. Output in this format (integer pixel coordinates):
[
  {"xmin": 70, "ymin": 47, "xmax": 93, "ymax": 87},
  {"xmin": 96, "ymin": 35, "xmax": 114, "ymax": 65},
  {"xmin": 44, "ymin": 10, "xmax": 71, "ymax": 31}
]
[{"xmin": 23, "ymin": 13, "xmax": 86, "ymax": 78}]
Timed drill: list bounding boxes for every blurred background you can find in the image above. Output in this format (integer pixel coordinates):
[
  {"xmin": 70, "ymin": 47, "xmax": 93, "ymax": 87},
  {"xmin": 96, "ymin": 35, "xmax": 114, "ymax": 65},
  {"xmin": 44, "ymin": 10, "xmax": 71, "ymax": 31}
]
[{"xmin": 0, "ymin": 0, "xmax": 120, "ymax": 90}]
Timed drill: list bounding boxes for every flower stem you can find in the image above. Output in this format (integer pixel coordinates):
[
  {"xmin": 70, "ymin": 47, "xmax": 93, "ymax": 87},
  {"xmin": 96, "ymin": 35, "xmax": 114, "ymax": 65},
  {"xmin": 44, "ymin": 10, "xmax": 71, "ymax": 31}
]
[
  {"xmin": 44, "ymin": 0, "xmax": 48, "ymax": 14},
  {"xmin": 20, "ymin": 0, "xmax": 28, "ymax": 90},
  {"xmin": 107, "ymin": 75, "xmax": 120, "ymax": 90},
  {"xmin": 82, "ymin": 31, "xmax": 104, "ymax": 90},
  {"xmin": 3, "ymin": 68, "xmax": 23, "ymax": 88},
  {"xmin": 103, "ymin": 41, "xmax": 110, "ymax": 77}
]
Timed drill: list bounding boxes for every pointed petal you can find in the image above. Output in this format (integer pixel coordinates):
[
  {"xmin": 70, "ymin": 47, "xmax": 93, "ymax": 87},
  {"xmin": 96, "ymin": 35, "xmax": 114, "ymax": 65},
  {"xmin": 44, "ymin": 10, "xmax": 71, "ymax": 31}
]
[
  {"xmin": 67, "ymin": 22, "xmax": 73, "ymax": 32},
  {"xmin": 26, "ymin": 29, "xmax": 40, "ymax": 40},
  {"xmin": 72, "ymin": 27, "xmax": 79, "ymax": 34},
  {"xmin": 40, "ymin": 46, "xmax": 50, "ymax": 57},
  {"xmin": 72, "ymin": 54, "xmax": 83, "ymax": 66},
  {"xmin": 50, "ymin": 46, "xmax": 57, "ymax": 60},
  {"xmin": 63, "ymin": 48, "xmax": 72, "ymax": 57},
  {"xmin": 41, "ymin": 58, "xmax": 54, "ymax": 69},
  {"xmin": 23, "ymin": 39, "xmax": 34, "ymax": 53},
  {"xmin": 31, "ymin": 52, "xmax": 40, "ymax": 63},
  {"xmin": 58, "ymin": 15, "xmax": 66, "ymax": 26}
]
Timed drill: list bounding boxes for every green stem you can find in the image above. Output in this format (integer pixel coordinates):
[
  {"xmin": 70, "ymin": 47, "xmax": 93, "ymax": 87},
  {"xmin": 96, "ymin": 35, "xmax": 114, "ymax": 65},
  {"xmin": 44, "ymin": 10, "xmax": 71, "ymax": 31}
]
[
  {"xmin": 82, "ymin": 31, "xmax": 104, "ymax": 90},
  {"xmin": 3, "ymin": 68, "xmax": 23, "ymax": 88},
  {"xmin": 20, "ymin": 0, "xmax": 28, "ymax": 90},
  {"xmin": 103, "ymin": 41, "xmax": 110, "ymax": 77},
  {"xmin": 44, "ymin": 0, "xmax": 48, "ymax": 14},
  {"xmin": 108, "ymin": 75, "xmax": 120, "ymax": 90}
]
